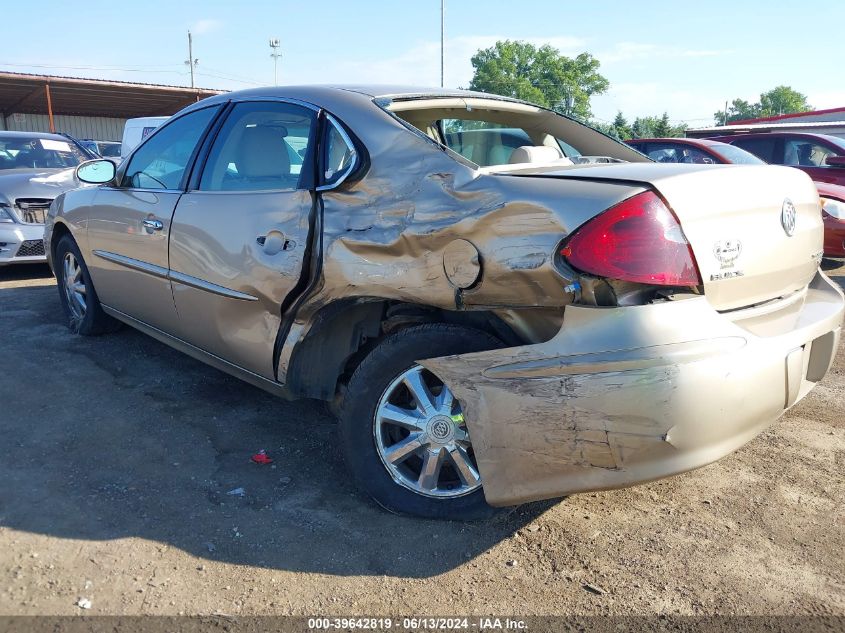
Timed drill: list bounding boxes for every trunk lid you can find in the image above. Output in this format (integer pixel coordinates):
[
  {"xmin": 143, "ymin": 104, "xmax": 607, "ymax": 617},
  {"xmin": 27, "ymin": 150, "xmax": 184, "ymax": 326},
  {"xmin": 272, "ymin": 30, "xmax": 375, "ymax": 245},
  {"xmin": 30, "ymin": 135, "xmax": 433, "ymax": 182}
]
[{"xmin": 507, "ymin": 163, "xmax": 823, "ymax": 311}]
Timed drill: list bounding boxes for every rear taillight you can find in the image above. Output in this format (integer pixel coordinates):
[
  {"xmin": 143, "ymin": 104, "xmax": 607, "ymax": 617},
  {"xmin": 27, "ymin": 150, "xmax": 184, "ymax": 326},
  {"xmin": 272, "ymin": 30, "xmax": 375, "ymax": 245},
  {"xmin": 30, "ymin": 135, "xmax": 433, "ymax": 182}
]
[{"xmin": 560, "ymin": 191, "xmax": 701, "ymax": 286}]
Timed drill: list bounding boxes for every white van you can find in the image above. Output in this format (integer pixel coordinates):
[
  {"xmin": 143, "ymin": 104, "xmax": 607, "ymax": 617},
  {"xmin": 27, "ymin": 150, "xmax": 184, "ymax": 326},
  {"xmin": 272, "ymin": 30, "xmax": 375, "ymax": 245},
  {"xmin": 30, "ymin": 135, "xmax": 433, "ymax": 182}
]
[{"xmin": 120, "ymin": 116, "xmax": 170, "ymax": 158}]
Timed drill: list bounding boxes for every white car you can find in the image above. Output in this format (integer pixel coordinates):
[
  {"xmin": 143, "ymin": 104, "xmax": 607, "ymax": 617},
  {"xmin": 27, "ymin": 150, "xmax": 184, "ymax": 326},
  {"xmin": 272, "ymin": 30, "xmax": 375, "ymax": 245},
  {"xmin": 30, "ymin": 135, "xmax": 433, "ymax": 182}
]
[{"xmin": 0, "ymin": 131, "xmax": 93, "ymax": 266}]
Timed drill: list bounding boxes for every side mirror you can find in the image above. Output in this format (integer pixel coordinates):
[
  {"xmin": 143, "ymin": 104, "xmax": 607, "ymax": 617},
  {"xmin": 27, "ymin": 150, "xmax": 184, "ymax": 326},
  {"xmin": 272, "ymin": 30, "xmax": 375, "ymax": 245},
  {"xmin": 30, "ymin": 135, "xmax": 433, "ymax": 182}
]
[
  {"xmin": 76, "ymin": 159, "xmax": 116, "ymax": 184},
  {"xmin": 825, "ymin": 155, "xmax": 845, "ymax": 168}
]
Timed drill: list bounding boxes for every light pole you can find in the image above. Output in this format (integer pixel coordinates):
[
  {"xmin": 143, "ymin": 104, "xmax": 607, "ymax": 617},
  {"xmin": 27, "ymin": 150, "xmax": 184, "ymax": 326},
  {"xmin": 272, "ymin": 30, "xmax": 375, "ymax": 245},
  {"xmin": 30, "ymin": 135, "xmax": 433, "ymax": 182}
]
[
  {"xmin": 185, "ymin": 30, "xmax": 198, "ymax": 88},
  {"xmin": 269, "ymin": 38, "xmax": 282, "ymax": 85},
  {"xmin": 440, "ymin": 0, "xmax": 445, "ymax": 87}
]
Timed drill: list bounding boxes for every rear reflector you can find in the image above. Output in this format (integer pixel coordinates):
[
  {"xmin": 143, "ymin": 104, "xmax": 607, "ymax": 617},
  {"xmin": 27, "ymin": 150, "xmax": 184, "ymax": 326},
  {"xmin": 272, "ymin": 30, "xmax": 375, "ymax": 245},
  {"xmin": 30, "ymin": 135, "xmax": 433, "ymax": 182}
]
[{"xmin": 560, "ymin": 191, "xmax": 701, "ymax": 286}]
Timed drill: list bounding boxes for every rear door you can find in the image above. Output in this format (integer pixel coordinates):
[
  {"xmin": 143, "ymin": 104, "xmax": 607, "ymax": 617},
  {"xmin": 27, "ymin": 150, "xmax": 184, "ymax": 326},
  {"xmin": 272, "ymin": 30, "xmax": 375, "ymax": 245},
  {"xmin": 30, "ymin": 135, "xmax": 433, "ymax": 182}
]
[
  {"xmin": 729, "ymin": 136, "xmax": 781, "ymax": 164},
  {"xmin": 85, "ymin": 106, "xmax": 220, "ymax": 333},
  {"xmin": 167, "ymin": 100, "xmax": 319, "ymax": 379}
]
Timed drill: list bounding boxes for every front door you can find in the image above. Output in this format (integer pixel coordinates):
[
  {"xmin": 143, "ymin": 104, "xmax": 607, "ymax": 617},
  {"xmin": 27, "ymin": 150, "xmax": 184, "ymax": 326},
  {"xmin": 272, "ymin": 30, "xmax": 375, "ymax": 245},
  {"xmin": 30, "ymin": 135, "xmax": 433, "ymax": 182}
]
[
  {"xmin": 85, "ymin": 105, "xmax": 220, "ymax": 333},
  {"xmin": 168, "ymin": 100, "xmax": 318, "ymax": 378}
]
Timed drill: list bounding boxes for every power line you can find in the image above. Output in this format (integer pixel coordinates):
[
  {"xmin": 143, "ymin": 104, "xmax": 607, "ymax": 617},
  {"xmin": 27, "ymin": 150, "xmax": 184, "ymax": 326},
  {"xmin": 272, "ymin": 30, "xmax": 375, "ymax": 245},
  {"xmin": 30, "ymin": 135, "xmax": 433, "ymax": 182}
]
[{"xmin": 0, "ymin": 61, "xmax": 185, "ymax": 73}]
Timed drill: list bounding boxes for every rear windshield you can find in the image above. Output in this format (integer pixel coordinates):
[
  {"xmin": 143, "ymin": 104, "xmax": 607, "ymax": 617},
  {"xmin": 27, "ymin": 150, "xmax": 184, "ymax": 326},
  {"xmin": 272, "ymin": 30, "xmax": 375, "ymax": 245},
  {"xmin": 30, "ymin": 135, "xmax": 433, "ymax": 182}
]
[
  {"xmin": 0, "ymin": 137, "xmax": 88, "ymax": 170},
  {"xmin": 385, "ymin": 98, "xmax": 646, "ymax": 168},
  {"xmin": 714, "ymin": 144, "xmax": 764, "ymax": 165}
]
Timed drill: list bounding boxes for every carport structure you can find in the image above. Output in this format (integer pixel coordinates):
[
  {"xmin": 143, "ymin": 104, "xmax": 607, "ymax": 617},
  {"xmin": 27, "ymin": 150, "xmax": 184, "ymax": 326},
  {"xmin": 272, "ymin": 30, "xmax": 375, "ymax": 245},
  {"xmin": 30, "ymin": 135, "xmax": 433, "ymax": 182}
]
[{"xmin": 0, "ymin": 71, "xmax": 224, "ymax": 139}]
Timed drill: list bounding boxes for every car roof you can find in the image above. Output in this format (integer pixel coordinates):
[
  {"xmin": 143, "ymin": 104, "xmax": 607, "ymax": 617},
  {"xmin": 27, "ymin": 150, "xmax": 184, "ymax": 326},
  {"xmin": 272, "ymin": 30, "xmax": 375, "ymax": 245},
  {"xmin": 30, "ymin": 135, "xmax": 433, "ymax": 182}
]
[
  {"xmin": 0, "ymin": 130, "xmax": 75, "ymax": 141},
  {"xmin": 629, "ymin": 137, "xmax": 725, "ymax": 147},
  {"xmin": 194, "ymin": 84, "xmax": 528, "ymax": 110},
  {"xmin": 711, "ymin": 131, "xmax": 839, "ymax": 142}
]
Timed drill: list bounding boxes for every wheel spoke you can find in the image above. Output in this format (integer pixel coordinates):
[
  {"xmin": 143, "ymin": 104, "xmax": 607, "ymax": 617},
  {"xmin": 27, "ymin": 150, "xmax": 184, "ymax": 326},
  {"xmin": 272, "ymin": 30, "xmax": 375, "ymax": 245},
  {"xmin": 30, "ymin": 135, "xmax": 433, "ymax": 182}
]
[
  {"xmin": 403, "ymin": 368, "xmax": 436, "ymax": 417},
  {"xmin": 73, "ymin": 282, "xmax": 87, "ymax": 296},
  {"xmin": 379, "ymin": 404, "xmax": 425, "ymax": 431},
  {"xmin": 73, "ymin": 291, "xmax": 87, "ymax": 313},
  {"xmin": 72, "ymin": 263, "xmax": 82, "ymax": 283},
  {"xmin": 383, "ymin": 433, "xmax": 424, "ymax": 465},
  {"xmin": 418, "ymin": 448, "xmax": 445, "ymax": 491},
  {"xmin": 435, "ymin": 384, "xmax": 454, "ymax": 413},
  {"xmin": 448, "ymin": 445, "xmax": 480, "ymax": 487}
]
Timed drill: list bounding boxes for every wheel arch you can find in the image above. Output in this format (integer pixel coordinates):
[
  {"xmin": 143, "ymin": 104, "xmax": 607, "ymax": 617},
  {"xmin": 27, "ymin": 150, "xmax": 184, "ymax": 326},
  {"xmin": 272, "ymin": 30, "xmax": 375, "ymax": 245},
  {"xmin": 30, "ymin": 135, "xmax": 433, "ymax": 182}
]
[{"xmin": 284, "ymin": 298, "xmax": 523, "ymax": 401}]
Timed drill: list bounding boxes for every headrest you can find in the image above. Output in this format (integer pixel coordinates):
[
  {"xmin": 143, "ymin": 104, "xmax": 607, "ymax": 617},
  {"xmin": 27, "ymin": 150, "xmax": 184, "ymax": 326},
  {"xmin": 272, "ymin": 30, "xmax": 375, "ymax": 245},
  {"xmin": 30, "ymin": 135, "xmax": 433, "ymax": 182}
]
[
  {"xmin": 235, "ymin": 127, "xmax": 290, "ymax": 179},
  {"xmin": 508, "ymin": 145, "xmax": 565, "ymax": 164}
]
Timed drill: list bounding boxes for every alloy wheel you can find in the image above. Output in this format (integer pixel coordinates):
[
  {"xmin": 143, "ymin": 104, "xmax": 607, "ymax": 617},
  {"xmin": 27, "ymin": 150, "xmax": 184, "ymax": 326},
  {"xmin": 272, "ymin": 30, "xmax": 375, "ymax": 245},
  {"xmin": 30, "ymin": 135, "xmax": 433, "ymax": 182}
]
[
  {"xmin": 62, "ymin": 252, "xmax": 87, "ymax": 320},
  {"xmin": 373, "ymin": 365, "xmax": 482, "ymax": 499}
]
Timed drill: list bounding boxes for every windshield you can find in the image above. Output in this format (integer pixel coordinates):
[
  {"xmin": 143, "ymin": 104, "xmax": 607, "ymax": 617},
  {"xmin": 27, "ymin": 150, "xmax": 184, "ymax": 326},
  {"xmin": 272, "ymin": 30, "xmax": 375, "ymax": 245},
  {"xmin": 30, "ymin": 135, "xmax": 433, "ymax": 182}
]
[
  {"xmin": 817, "ymin": 134, "xmax": 845, "ymax": 154},
  {"xmin": 0, "ymin": 136, "xmax": 88, "ymax": 170},
  {"xmin": 713, "ymin": 143, "xmax": 765, "ymax": 165}
]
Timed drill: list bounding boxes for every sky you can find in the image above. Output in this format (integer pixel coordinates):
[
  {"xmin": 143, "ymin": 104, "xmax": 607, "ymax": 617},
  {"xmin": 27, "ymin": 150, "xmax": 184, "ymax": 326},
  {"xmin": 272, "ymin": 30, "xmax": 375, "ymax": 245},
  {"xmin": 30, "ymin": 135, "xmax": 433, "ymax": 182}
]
[{"xmin": 5, "ymin": 0, "xmax": 845, "ymax": 127}]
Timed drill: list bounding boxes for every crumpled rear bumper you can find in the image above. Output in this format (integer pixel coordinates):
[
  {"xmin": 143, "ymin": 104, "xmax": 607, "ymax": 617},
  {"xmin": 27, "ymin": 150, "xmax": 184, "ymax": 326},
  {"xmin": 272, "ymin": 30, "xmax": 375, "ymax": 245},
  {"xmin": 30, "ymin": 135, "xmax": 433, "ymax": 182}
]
[{"xmin": 421, "ymin": 271, "xmax": 844, "ymax": 507}]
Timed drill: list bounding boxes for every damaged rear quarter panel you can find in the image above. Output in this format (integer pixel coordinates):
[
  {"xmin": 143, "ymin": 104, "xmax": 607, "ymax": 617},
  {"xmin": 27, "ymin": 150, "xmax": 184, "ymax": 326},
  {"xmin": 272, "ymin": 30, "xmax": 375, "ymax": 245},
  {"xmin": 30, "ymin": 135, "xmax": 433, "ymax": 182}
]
[
  {"xmin": 278, "ymin": 91, "xmax": 642, "ymax": 383},
  {"xmin": 419, "ymin": 297, "xmax": 790, "ymax": 506}
]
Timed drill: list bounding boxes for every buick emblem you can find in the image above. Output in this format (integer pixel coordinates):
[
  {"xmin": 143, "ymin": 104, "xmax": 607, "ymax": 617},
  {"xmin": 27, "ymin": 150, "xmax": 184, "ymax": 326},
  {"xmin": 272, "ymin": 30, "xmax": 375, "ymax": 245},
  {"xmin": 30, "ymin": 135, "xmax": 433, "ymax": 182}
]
[
  {"xmin": 713, "ymin": 239, "xmax": 742, "ymax": 268},
  {"xmin": 781, "ymin": 198, "xmax": 796, "ymax": 237}
]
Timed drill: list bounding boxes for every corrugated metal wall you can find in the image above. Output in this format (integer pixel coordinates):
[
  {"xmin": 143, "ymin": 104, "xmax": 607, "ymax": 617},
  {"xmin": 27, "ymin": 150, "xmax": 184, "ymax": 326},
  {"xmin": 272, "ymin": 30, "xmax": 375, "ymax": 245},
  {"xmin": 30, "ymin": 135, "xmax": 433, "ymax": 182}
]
[{"xmin": 0, "ymin": 113, "xmax": 126, "ymax": 141}]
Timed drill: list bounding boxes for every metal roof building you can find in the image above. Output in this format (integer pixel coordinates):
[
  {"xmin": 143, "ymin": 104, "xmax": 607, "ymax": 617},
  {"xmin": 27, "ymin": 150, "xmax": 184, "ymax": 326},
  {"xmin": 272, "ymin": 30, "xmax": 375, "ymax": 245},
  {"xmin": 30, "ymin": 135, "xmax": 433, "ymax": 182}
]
[
  {"xmin": 0, "ymin": 71, "xmax": 225, "ymax": 141},
  {"xmin": 687, "ymin": 107, "xmax": 845, "ymax": 140}
]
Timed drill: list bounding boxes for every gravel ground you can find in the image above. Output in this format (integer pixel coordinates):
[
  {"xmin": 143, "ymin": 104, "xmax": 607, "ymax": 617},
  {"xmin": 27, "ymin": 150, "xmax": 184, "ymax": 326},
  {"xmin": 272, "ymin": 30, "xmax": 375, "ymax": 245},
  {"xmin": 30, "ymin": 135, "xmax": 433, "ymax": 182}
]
[{"xmin": 0, "ymin": 261, "xmax": 843, "ymax": 617}]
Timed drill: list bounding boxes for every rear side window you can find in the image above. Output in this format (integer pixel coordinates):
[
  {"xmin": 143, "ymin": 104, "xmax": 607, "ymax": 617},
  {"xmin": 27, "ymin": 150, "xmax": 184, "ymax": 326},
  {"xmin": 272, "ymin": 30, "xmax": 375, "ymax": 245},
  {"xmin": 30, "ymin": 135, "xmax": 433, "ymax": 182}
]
[
  {"xmin": 199, "ymin": 101, "xmax": 316, "ymax": 192},
  {"xmin": 321, "ymin": 118, "xmax": 357, "ymax": 188},
  {"xmin": 731, "ymin": 137, "xmax": 778, "ymax": 163},
  {"xmin": 783, "ymin": 138, "xmax": 835, "ymax": 167},
  {"xmin": 122, "ymin": 107, "xmax": 219, "ymax": 190}
]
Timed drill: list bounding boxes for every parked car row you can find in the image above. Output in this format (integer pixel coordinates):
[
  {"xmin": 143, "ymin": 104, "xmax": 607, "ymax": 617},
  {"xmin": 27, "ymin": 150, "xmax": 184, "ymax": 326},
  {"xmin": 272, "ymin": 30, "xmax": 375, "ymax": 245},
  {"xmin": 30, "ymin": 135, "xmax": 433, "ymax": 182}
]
[
  {"xmin": 0, "ymin": 114, "xmax": 172, "ymax": 267},
  {"xmin": 31, "ymin": 85, "xmax": 843, "ymax": 519},
  {"xmin": 626, "ymin": 135, "xmax": 845, "ymax": 257}
]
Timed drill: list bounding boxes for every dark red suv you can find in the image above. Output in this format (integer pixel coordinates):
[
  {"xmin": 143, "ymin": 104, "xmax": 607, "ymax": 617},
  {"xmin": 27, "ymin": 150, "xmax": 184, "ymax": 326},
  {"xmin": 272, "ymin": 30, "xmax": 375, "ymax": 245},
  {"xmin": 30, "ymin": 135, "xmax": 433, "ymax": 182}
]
[{"xmin": 707, "ymin": 132, "xmax": 845, "ymax": 187}]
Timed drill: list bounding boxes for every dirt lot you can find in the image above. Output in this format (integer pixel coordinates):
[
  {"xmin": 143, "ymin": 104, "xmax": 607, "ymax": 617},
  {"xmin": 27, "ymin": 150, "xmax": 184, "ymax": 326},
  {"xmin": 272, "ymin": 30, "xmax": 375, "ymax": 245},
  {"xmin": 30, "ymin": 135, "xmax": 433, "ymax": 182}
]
[{"xmin": 0, "ymin": 262, "xmax": 843, "ymax": 618}]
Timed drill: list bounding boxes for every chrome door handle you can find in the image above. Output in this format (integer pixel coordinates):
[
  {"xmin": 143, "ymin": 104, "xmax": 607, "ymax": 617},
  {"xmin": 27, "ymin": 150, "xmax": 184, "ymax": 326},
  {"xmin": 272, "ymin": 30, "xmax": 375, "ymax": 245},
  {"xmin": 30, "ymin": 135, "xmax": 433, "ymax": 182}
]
[{"xmin": 142, "ymin": 219, "xmax": 164, "ymax": 231}]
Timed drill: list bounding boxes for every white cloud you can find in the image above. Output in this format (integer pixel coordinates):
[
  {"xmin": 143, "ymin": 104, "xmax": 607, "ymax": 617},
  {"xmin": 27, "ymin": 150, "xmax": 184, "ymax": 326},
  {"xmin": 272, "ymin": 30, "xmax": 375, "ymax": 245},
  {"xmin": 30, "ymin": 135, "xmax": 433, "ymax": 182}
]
[
  {"xmin": 599, "ymin": 41, "xmax": 731, "ymax": 64},
  {"xmin": 806, "ymin": 90, "xmax": 845, "ymax": 110},
  {"xmin": 591, "ymin": 81, "xmax": 722, "ymax": 126},
  {"xmin": 191, "ymin": 19, "xmax": 223, "ymax": 35},
  {"xmin": 315, "ymin": 35, "xmax": 586, "ymax": 88}
]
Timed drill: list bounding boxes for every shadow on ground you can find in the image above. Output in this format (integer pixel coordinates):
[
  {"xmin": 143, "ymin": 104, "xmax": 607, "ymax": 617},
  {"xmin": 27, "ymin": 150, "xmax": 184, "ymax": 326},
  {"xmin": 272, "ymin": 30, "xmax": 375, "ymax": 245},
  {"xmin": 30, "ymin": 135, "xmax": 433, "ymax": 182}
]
[{"xmin": 0, "ymin": 276, "xmax": 555, "ymax": 579}]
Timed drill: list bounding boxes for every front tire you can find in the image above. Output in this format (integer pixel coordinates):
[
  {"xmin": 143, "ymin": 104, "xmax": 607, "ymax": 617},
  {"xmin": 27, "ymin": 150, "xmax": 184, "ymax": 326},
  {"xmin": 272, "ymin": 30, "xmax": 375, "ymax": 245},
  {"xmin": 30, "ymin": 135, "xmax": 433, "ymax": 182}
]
[
  {"xmin": 339, "ymin": 323, "xmax": 503, "ymax": 520},
  {"xmin": 55, "ymin": 235, "xmax": 119, "ymax": 336}
]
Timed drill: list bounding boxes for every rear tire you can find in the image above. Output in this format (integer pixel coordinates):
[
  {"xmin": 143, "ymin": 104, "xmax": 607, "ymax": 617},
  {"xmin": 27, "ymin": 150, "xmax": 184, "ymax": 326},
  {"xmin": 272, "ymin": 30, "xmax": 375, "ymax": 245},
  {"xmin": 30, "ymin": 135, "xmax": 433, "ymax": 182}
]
[
  {"xmin": 339, "ymin": 323, "xmax": 504, "ymax": 520},
  {"xmin": 55, "ymin": 235, "xmax": 119, "ymax": 336}
]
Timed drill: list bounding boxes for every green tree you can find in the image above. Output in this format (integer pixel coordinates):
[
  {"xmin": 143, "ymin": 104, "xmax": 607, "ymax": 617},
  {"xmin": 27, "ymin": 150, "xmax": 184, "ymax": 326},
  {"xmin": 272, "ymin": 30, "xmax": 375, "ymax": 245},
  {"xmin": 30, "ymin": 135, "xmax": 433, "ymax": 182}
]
[
  {"xmin": 469, "ymin": 40, "xmax": 609, "ymax": 120},
  {"xmin": 611, "ymin": 111, "xmax": 632, "ymax": 139},
  {"xmin": 715, "ymin": 86, "xmax": 812, "ymax": 125},
  {"xmin": 759, "ymin": 86, "xmax": 812, "ymax": 118},
  {"xmin": 628, "ymin": 114, "xmax": 686, "ymax": 139}
]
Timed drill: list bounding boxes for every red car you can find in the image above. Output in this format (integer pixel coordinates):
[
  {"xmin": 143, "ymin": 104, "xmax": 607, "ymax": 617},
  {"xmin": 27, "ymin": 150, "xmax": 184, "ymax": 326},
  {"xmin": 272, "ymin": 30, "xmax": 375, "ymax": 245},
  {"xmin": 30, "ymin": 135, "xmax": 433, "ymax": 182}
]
[
  {"xmin": 707, "ymin": 132, "xmax": 845, "ymax": 187},
  {"xmin": 626, "ymin": 137, "xmax": 765, "ymax": 165},
  {"xmin": 625, "ymin": 137, "xmax": 845, "ymax": 257},
  {"xmin": 818, "ymin": 182, "xmax": 845, "ymax": 257}
]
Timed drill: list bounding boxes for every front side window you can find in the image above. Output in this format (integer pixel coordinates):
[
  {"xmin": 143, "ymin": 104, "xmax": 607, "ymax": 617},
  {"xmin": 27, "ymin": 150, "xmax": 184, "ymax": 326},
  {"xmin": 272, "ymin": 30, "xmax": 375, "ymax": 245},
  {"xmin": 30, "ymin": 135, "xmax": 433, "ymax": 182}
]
[
  {"xmin": 199, "ymin": 101, "xmax": 316, "ymax": 192},
  {"xmin": 122, "ymin": 106, "xmax": 219, "ymax": 190},
  {"xmin": 783, "ymin": 138, "xmax": 835, "ymax": 167}
]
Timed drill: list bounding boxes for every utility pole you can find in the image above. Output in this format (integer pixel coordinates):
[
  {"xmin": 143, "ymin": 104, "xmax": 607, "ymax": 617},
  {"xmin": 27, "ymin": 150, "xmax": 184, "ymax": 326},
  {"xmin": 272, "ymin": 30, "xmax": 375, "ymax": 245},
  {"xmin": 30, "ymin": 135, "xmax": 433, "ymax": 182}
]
[
  {"xmin": 723, "ymin": 100, "xmax": 729, "ymax": 126},
  {"xmin": 185, "ymin": 31, "xmax": 198, "ymax": 88},
  {"xmin": 440, "ymin": 0, "xmax": 445, "ymax": 87},
  {"xmin": 269, "ymin": 38, "xmax": 282, "ymax": 85}
]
